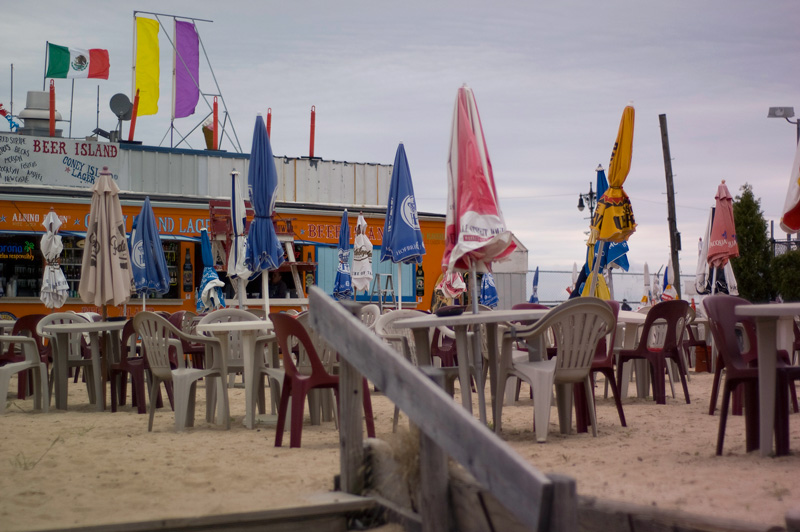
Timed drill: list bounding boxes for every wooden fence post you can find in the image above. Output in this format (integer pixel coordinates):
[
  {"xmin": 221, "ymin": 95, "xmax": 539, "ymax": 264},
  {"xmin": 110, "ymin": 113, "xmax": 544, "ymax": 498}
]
[
  {"xmin": 546, "ymin": 474, "xmax": 577, "ymax": 532},
  {"xmin": 419, "ymin": 367, "xmax": 450, "ymax": 532}
]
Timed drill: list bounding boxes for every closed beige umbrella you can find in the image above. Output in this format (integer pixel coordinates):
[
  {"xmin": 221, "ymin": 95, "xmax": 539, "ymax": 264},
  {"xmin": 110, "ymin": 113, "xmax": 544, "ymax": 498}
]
[{"xmin": 78, "ymin": 167, "xmax": 134, "ymax": 316}]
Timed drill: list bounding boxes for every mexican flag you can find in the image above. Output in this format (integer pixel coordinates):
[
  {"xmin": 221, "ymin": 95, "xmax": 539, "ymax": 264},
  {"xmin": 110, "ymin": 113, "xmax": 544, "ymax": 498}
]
[{"xmin": 46, "ymin": 43, "xmax": 109, "ymax": 79}]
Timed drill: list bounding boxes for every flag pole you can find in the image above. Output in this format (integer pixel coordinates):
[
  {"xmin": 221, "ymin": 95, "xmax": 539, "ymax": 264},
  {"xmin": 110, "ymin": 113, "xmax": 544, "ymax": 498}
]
[
  {"xmin": 68, "ymin": 79, "xmax": 74, "ymax": 137},
  {"xmin": 43, "ymin": 41, "xmax": 48, "ymax": 90}
]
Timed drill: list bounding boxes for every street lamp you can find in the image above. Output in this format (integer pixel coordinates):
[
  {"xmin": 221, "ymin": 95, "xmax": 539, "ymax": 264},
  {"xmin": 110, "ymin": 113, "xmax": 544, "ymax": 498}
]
[
  {"xmin": 577, "ymin": 164, "xmax": 602, "ymax": 219},
  {"xmin": 767, "ymin": 106, "xmax": 800, "ymax": 143}
]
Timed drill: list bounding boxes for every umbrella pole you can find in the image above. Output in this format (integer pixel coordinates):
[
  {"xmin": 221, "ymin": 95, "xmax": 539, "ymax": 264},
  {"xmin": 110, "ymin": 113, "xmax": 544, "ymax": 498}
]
[
  {"xmin": 588, "ymin": 242, "xmax": 605, "ymax": 297},
  {"xmin": 238, "ymin": 278, "xmax": 245, "ymax": 308},
  {"xmin": 396, "ymin": 264, "xmax": 402, "ymax": 310},
  {"xmin": 711, "ymin": 267, "xmax": 717, "ymax": 295},
  {"xmin": 468, "ymin": 261, "xmax": 487, "ymax": 424},
  {"xmin": 262, "ymin": 274, "xmax": 270, "ymax": 317},
  {"xmin": 142, "ymin": 293, "xmax": 146, "ymax": 312}
]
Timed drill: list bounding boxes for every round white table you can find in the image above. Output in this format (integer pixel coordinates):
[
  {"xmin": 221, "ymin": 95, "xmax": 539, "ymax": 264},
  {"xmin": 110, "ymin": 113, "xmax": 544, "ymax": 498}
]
[{"xmin": 196, "ymin": 320, "xmax": 274, "ymax": 429}]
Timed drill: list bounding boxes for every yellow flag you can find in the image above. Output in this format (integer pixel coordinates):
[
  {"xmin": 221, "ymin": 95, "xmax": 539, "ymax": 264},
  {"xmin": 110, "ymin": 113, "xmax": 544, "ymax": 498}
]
[{"xmin": 135, "ymin": 17, "xmax": 159, "ymax": 116}]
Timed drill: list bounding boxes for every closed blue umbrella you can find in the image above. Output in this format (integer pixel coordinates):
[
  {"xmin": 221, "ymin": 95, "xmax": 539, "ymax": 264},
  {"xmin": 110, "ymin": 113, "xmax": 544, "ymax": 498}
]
[
  {"xmin": 244, "ymin": 114, "xmax": 284, "ymax": 315},
  {"xmin": 333, "ymin": 210, "xmax": 353, "ymax": 300},
  {"xmin": 130, "ymin": 196, "xmax": 169, "ymax": 310},
  {"xmin": 381, "ymin": 143, "xmax": 425, "ymax": 309},
  {"xmin": 479, "ymin": 272, "xmax": 499, "ymax": 308},
  {"xmin": 197, "ymin": 228, "xmax": 225, "ymax": 312},
  {"xmin": 529, "ymin": 266, "xmax": 539, "ymax": 303}
]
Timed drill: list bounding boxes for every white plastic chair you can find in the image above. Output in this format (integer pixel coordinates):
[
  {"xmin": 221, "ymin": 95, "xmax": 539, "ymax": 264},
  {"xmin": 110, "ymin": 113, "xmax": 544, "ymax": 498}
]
[
  {"xmin": 373, "ymin": 309, "xmax": 430, "ymax": 431},
  {"xmin": 133, "ymin": 312, "xmax": 229, "ymax": 431},
  {"xmin": 0, "ymin": 334, "xmax": 49, "ymax": 414},
  {"xmin": 358, "ymin": 304, "xmax": 381, "ymax": 332},
  {"xmin": 496, "ymin": 297, "xmax": 615, "ymax": 442}
]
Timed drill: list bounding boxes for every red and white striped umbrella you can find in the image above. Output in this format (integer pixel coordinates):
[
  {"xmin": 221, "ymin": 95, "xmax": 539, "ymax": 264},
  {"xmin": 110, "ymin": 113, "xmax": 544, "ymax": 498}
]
[
  {"xmin": 707, "ymin": 180, "xmax": 739, "ymax": 268},
  {"xmin": 444, "ymin": 84, "xmax": 515, "ymax": 274}
]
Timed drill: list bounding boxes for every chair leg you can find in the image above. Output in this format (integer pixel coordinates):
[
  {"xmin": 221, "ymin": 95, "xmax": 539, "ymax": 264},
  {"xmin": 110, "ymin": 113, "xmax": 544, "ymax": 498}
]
[
  {"xmin": 709, "ymin": 355, "xmax": 723, "ymax": 415},
  {"xmin": 362, "ymin": 379, "xmax": 376, "ymax": 438},
  {"xmin": 148, "ymin": 378, "xmax": 160, "ymax": 432},
  {"xmin": 743, "ymin": 380, "xmax": 759, "ymax": 453},
  {"xmin": 674, "ymin": 356, "xmax": 691, "ymax": 404},
  {"xmin": 583, "ymin": 377, "xmax": 598, "ymax": 437},
  {"xmin": 532, "ymin": 372, "xmax": 556, "ymax": 443},
  {"xmin": 601, "ymin": 368, "xmax": 627, "ymax": 427},
  {"xmin": 555, "ymin": 383, "xmax": 573, "ymax": 435},
  {"xmin": 274, "ymin": 380, "xmax": 292, "ymax": 447},
  {"xmin": 495, "ymin": 370, "xmax": 509, "ymax": 434},
  {"xmin": 289, "ymin": 386, "xmax": 308, "ymax": 448},
  {"xmin": 0, "ymin": 372, "xmax": 9, "ymax": 415},
  {"xmin": 716, "ymin": 382, "xmax": 731, "ymax": 455}
]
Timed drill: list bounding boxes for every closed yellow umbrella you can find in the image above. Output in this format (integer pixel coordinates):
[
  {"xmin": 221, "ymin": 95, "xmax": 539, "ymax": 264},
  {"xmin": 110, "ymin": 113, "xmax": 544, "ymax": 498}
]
[
  {"xmin": 590, "ymin": 104, "xmax": 636, "ymax": 244},
  {"xmin": 586, "ymin": 105, "xmax": 636, "ymax": 297}
]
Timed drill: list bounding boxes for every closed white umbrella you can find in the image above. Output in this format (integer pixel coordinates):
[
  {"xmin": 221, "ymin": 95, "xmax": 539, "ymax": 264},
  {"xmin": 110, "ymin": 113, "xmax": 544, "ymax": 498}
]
[
  {"xmin": 40, "ymin": 209, "xmax": 69, "ymax": 309},
  {"xmin": 78, "ymin": 167, "xmax": 134, "ymax": 317}
]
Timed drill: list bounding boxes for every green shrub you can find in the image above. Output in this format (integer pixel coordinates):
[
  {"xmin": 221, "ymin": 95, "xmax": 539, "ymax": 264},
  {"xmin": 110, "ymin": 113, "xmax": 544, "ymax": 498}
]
[{"xmin": 771, "ymin": 249, "xmax": 800, "ymax": 302}]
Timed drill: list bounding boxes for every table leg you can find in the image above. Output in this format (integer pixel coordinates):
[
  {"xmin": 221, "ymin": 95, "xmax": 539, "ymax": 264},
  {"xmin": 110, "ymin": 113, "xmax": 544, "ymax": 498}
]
[
  {"xmin": 54, "ymin": 332, "xmax": 68, "ymax": 410},
  {"xmin": 471, "ymin": 326, "xmax": 487, "ymax": 425},
  {"xmin": 243, "ymin": 331, "xmax": 256, "ymax": 429},
  {"xmin": 89, "ymin": 332, "xmax": 104, "ymax": 412},
  {"xmin": 619, "ymin": 325, "xmax": 639, "ymax": 398},
  {"xmin": 755, "ymin": 317, "xmax": 777, "ymax": 457},
  {"xmin": 411, "ymin": 329, "xmax": 432, "ymax": 366},
  {"xmin": 485, "ymin": 324, "xmax": 500, "ymax": 432},
  {"xmin": 453, "ymin": 326, "xmax": 473, "ymax": 415}
]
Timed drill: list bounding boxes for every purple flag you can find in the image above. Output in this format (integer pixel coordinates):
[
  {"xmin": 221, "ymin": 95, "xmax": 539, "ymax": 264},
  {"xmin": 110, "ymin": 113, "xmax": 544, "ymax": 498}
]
[{"xmin": 174, "ymin": 20, "xmax": 199, "ymax": 119}]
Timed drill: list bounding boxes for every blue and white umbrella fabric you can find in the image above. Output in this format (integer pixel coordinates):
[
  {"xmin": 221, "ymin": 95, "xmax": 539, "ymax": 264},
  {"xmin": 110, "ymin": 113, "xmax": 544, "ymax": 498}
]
[
  {"xmin": 594, "ymin": 165, "xmax": 630, "ymax": 272},
  {"xmin": 529, "ymin": 266, "xmax": 539, "ymax": 303},
  {"xmin": 333, "ymin": 210, "xmax": 353, "ymax": 300},
  {"xmin": 479, "ymin": 272, "xmax": 499, "ymax": 308},
  {"xmin": 197, "ymin": 228, "xmax": 225, "ymax": 313},
  {"xmin": 244, "ymin": 114, "xmax": 285, "ymax": 315},
  {"xmin": 130, "ymin": 196, "xmax": 170, "ymax": 310},
  {"xmin": 381, "ymin": 143, "xmax": 425, "ymax": 309}
]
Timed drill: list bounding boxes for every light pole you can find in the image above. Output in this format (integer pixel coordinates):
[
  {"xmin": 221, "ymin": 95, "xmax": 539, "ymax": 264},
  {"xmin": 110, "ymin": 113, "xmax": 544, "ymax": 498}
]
[
  {"xmin": 767, "ymin": 106, "xmax": 800, "ymax": 144},
  {"xmin": 577, "ymin": 165, "xmax": 601, "ymax": 219}
]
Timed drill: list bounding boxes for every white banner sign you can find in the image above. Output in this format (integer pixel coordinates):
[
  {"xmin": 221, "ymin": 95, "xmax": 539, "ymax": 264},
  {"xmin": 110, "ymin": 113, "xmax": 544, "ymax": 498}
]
[{"xmin": 0, "ymin": 133, "xmax": 122, "ymax": 188}]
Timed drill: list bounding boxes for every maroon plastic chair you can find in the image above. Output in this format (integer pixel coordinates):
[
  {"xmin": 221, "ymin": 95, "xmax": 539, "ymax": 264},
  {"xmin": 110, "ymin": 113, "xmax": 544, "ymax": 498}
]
[
  {"xmin": 168, "ymin": 311, "xmax": 204, "ymax": 369},
  {"xmin": 109, "ymin": 319, "xmax": 148, "ymax": 414},
  {"xmin": 703, "ymin": 294, "xmax": 798, "ymax": 455},
  {"xmin": 0, "ymin": 314, "xmax": 49, "ymax": 399},
  {"xmin": 269, "ymin": 312, "xmax": 375, "ymax": 448},
  {"xmin": 589, "ymin": 300, "xmax": 626, "ymax": 427},
  {"xmin": 616, "ymin": 300, "xmax": 691, "ymax": 405}
]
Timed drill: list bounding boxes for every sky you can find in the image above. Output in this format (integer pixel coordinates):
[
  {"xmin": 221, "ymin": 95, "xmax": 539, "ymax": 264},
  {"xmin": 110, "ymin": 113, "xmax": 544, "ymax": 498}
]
[{"xmin": 2, "ymin": 1, "xmax": 800, "ymax": 282}]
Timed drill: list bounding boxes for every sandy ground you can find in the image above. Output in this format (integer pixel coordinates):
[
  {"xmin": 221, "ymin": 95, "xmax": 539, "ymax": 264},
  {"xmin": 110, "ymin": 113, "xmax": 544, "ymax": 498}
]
[{"xmin": 1, "ymin": 368, "xmax": 799, "ymax": 531}]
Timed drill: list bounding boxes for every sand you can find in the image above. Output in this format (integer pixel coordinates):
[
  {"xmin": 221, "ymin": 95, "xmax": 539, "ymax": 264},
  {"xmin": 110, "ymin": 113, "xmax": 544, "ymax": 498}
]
[{"xmin": 1, "ymin": 369, "xmax": 798, "ymax": 531}]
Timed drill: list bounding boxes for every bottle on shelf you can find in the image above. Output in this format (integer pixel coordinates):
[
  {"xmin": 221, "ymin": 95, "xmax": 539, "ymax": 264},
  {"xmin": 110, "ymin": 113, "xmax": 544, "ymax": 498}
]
[
  {"xmin": 415, "ymin": 263, "xmax": 425, "ymax": 298},
  {"xmin": 182, "ymin": 249, "xmax": 193, "ymax": 293}
]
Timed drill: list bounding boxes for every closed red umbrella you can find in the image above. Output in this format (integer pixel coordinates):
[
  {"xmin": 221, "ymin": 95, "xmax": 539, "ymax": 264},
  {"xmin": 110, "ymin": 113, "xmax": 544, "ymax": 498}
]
[
  {"xmin": 445, "ymin": 84, "xmax": 515, "ymax": 424},
  {"xmin": 707, "ymin": 180, "xmax": 739, "ymax": 267}
]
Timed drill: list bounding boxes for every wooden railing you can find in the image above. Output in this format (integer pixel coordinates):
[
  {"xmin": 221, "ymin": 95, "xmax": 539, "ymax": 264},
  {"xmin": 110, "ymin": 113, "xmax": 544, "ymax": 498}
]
[{"xmin": 307, "ymin": 287, "xmax": 575, "ymax": 532}]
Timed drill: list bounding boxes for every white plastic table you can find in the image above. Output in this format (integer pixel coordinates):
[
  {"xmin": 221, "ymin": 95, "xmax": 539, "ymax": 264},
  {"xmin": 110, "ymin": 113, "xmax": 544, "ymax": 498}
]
[
  {"xmin": 42, "ymin": 320, "xmax": 126, "ymax": 411},
  {"xmin": 395, "ymin": 308, "xmax": 549, "ymax": 432},
  {"xmin": 196, "ymin": 320, "xmax": 274, "ymax": 429},
  {"xmin": 735, "ymin": 303, "xmax": 800, "ymax": 457}
]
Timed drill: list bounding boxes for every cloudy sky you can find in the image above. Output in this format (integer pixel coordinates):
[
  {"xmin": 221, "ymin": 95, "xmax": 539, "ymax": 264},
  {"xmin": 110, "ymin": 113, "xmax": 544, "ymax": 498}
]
[{"xmin": 2, "ymin": 1, "xmax": 799, "ymax": 279}]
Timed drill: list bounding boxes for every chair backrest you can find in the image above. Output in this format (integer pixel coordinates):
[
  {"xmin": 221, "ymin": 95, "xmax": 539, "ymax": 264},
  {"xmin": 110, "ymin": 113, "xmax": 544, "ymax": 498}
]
[
  {"xmin": 11, "ymin": 314, "xmax": 48, "ymax": 360},
  {"xmin": 167, "ymin": 310, "xmax": 198, "ymax": 352},
  {"xmin": 119, "ymin": 319, "xmax": 139, "ymax": 364},
  {"xmin": 246, "ymin": 308, "xmax": 267, "ymax": 319},
  {"xmin": 134, "ymin": 311, "xmax": 222, "ymax": 380},
  {"xmin": 374, "ymin": 309, "xmax": 427, "ymax": 365},
  {"xmin": 633, "ymin": 300, "xmax": 690, "ymax": 354},
  {"xmin": 36, "ymin": 312, "xmax": 87, "ymax": 362},
  {"xmin": 594, "ymin": 300, "xmax": 620, "ymax": 362},
  {"xmin": 513, "ymin": 297, "xmax": 615, "ymax": 383},
  {"xmin": 358, "ymin": 304, "xmax": 381, "ymax": 331},
  {"xmin": 702, "ymin": 294, "xmax": 754, "ymax": 372},
  {"xmin": 269, "ymin": 312, "xmax": 331, "ymax": 379},
  {"xmin": 76, "ymin": 312, "xmax": 102, "ymax": 322},
  {"xmin": 295, "ymin": 312, "xmax": 337, "ymax": 368},
  {"xmin": 197, "ymin": 308, "xmax": 258, "ymax": 367}
]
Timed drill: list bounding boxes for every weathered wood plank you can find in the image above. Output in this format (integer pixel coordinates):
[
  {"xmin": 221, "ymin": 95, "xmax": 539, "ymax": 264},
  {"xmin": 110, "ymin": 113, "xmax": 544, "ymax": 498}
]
[
  {"xmin": 418, "ymin": 367, "xmax": 450, "ymax": 532},
  {"xmin": 308, "ymin": 287, "xmax": 553, "ymax": 532},
  {"xmin": 35, "ymin": 495, "xmax": 377, "ymax": 532},
  {"xmin": 546, "ymin": 474, "xmax": 577, "ymax": 532},
  {"xmin": 339, "ymin": 358, "xmax": 365, "ymax": 495}
]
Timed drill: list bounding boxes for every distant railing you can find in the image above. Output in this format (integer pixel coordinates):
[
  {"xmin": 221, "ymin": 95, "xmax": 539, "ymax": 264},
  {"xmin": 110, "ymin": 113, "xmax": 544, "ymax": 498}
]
[{"xmin": 307, "ymin": 286, "xmax": 576, "ymax": 532}]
